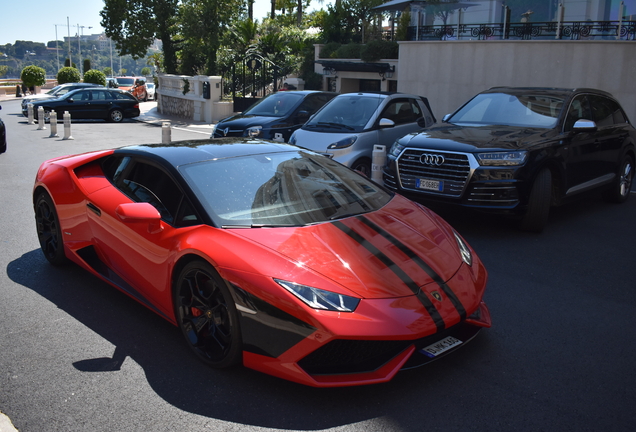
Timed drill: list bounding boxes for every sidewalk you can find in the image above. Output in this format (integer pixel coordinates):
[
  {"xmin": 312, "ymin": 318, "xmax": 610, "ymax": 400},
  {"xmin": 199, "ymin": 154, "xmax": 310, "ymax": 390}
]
[{"xmin": 0, "ymin": 93, "xmax": 215, "ymax": 131}]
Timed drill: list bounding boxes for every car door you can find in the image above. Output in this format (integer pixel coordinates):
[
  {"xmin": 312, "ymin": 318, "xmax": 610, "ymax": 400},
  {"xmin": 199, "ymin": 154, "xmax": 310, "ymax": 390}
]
[
  {"xmin": 85, "ymin": 156, "xmax": 202, "ymax": 315},
  {"xmin": 66, "ymin": 90, "xmax": 92, "ymax": 119},
  {"xmin": 562, "ymin": 94, "xmax": 605, "ymax": 192},
  {"xmin": 87, "ymin": 89, "xmax": 112, "ymax": 119},
  {"xmin": 588, "ymin": 94, "xmax": 630, "ymax": 177},
  {"xmin": 376, "ymin": 98, "xmax": 426, "ymax": 147}
]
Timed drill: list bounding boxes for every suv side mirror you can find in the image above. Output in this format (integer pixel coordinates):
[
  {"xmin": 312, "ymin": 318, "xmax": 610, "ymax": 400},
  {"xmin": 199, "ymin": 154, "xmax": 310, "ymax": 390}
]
[{"xmin": 573, "ymin": 119, "xmax": 597, "ymax": 132}]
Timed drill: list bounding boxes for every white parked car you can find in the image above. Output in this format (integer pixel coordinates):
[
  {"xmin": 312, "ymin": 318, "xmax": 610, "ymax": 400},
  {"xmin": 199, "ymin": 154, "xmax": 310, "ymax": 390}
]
[
  {"xmin": 289, "ymin": 92, "xmax": 435, "ymax": 176},
  {"xmin": 146, "ymin": 82, "xmax": 156, "ymax": 100}
]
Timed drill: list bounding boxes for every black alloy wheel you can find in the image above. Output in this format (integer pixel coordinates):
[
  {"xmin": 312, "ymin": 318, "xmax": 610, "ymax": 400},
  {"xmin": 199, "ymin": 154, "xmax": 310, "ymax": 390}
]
[
  {"xmin": 173, "ymin": 261, "xmax": 242, "ymax": 368},
  {"xmin": 519, "ymin": 168, "xmax": 552, "ymax": 233},
  {"xmin": 35, "ymin": 192, "xmax": 68, "ymax": 265},
  {"xmin": 603, "ymin": 154, "xmax": 634, "ymax": 203}
]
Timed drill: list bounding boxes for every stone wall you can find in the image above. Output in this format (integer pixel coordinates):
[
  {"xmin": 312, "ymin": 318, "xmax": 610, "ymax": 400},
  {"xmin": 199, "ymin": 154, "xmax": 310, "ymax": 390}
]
[{"xmin": 159, "ymin": 94, "xmax": 194, "ymax": 119}]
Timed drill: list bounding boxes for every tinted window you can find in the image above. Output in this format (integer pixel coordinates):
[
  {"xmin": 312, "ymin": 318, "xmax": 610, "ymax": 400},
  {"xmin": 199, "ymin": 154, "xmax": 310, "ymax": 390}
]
[
  {"xmin": 180, "ymin": 151, "xmax": 391, "ymax": 227},
  {"xmin": 243, "ymin": 93, "xmax": 304, "ymax": 117},
  {"xmin": 297, "ymin": 94, "xmax": 334, "ymax": 115},
  {"xmin": 564, "ymin": 95, "xmax": 592, "ymax": 131},
  {"xmin": 91, "ymin": 90, "xmax": 111, "ymax": 101},
  {"xmin": 381, "ymin": 99, "xmax": 418, "ymax": 124},
  {"xmin": 589, "ymin": 95, "xmax": 626, "ymax": 127},
  {"xmin": 451, "ymin": 92, "xmax": 564, "ymax": 128},
  {"xmin": 305, "ymin": 95, "xmax": 383, "ymax": 132},
  {"xmin": 113, "ymin": 92, "xmax": 135, "ymax": 101},
  {"xmin": 103, "ymin": 157, "xmax": 199, "ymax": 227}
]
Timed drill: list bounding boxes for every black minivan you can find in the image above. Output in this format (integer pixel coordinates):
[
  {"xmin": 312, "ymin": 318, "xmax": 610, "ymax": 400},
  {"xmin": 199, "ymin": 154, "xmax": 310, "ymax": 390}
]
[{"xmin": 211, "ymin": 91, "xmax": 336, "ymax": 143}]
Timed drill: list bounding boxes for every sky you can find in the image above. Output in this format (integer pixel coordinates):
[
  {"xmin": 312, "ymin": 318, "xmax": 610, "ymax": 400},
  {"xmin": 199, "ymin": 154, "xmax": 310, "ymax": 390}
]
[{"xmin": 0, "ymin": 0, "xmax": 335, "ymax": 46}]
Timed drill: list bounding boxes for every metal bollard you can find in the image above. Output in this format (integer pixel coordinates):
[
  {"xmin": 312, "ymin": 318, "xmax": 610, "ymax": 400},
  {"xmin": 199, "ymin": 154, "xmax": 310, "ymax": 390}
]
[
  {"xmin": 371, "ymin": 145, "xmax": 386, "ymax": 184},
  {"xmin": 49, "ymin": 110, "xmax": 59, "ymax": 138},
  {"xmin": 27, "ymin": 104, "xmax": 34, "ymax": 125},
  {"xmin": 161, "ymin": 122, "xmax": 171, "ymax": 144},
  {"xmin": 62, "ymin": 111, "xmax": 73, "ymax": 140},
  {"xmin": 37, "ymin": 106, "xmax": 47, "ymax": 130}
]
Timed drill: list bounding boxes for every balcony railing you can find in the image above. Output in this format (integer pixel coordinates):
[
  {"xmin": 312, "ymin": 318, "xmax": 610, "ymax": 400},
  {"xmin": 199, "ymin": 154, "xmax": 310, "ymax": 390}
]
[{"xmin": 404, "ymin": 20, "xmax": 636, "ymax": 41}]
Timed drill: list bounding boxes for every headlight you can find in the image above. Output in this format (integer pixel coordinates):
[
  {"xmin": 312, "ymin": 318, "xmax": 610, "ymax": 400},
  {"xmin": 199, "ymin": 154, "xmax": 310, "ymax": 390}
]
[
  {"xmin": 210, "ymin": 123, "xmax": 217, "ymax": 138},
  {"xmin": 453, "ymin": 231, "xmax": 472, "ymax": 266},
  {"xmin": 275, "ymin": 279, "xmax": 360, "ymax": 312},
  {"xmin": 475, "ymin": 151, "xmax": 527, "ymax": 166},
  {"xmin": 246, "ymin": 126, "xmax": 262, "ymax": 137},
  {"xmin": 388, "ymin": 141, "xmax": 405, "ymax": 158},
  {"xmin": 327, "ymin": 136, "xmax": 357, "ymax": 150},
  {"xmin": 289, "ymin": 132, "xmax": 297, "ymax": 145}
]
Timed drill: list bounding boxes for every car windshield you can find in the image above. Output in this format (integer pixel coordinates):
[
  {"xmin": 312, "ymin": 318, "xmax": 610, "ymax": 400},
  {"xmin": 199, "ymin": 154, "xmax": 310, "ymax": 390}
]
[
  {"xmin": 117, "ymin": 78, "xmax": 135, "ymax": 86},
  {"xmin": 47, "ymin": 85, "xmax": 62, "ymax": 95},
  {"xmin": 243, "ymin": 93, "xmax": 304, "ymax": 117},
  {"xmin": 179, "ymin": 150, "xmax": 391, "ymax": 227},
  {"xmin": 304, "ymin": 95, "xmax": 383, "ymax": 132},
  {"xmin": 448, "ymin": 92, "xmax": 564, "ymax": 128}
]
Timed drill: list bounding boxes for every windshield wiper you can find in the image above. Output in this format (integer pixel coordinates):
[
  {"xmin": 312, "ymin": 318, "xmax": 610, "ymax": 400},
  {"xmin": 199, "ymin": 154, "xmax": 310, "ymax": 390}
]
[{"xmin": 307, "ymin": 122, "xmax": 355, "ymax": 131}]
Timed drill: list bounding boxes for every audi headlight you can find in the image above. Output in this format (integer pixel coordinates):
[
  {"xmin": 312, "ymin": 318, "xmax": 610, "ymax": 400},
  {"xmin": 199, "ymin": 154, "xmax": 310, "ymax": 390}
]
[
  {"xmin": 327, "ymin": 136, "xmax": 357, "ymax": 150},
  {"xmin": 246, "ymin": 126, "xmax": 262, "ymax": 137},
  {"xmin": 210, "ymin": 123, "xmax": 217, "ymax": 138},
  {"xmin": 389, "ymin": 141, "xmax": 405, "ymax": 158},
  {"xmin": 475, "ymin": 151, "xmax": 527, "ymax": 166},
  {"xmin": 289, "ymin": 132, "xmax": 297, "ymax": 145},
  {"xmin": 275, "ymin": 279, "xmax": 359, "ymax": 312},
  {"xmin": 453, "ymin": 231, "xmax": 472, "ymax": 266}
]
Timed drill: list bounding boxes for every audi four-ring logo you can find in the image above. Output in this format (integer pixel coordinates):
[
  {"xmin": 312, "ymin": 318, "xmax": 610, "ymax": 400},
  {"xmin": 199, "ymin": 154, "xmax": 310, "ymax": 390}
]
[{"xmin": 419, "ymin": 153, "xmax": 445, "ymax": 166}]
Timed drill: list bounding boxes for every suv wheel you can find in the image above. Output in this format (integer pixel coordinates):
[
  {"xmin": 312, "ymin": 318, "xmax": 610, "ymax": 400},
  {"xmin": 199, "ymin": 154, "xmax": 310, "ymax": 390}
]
[
  {"xmin": 603, "ymin": 154, "xmax": 633, "ymax": 204},
  {"xmin": 519, "ymin": 168, "xmax": 552, "ymax": 233}
]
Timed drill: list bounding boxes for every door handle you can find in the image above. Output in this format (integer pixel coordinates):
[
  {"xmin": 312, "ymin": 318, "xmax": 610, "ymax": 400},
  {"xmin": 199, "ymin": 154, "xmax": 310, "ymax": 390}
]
[{"xmin": 87, "ymin": 202, "xmax": 101, "ymax": 216}]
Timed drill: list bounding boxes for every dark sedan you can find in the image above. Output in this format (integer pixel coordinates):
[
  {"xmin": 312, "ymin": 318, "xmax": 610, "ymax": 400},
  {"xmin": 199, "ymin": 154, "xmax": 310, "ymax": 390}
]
[
  {"xmin": 22, "ymin": 82, "xmax": 103, "ymax": 116},
  {"xmin": 211, "ymin": 91, "xmax": 336, "ymax": 142},
  {"xmin": 32, "ymin": 88, "xmax": 140, "ymax": 123},
  {"xmin": 383, "ymin": 87, "xmax": 635, "ymax": 232},
  {"xmin": 0, "ymin": 105, "xmax": 6, "ymax": 154}
]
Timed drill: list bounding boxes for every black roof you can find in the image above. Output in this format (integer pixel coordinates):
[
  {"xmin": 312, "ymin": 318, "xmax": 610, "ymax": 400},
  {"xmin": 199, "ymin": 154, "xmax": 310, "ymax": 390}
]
[
  {"xmin": 484, "ymin": 86, "xmax": 615, "ymax": 99},
  {"xmin": 115, "ymin": 138, "xmax": 303, "ymax": 168}
]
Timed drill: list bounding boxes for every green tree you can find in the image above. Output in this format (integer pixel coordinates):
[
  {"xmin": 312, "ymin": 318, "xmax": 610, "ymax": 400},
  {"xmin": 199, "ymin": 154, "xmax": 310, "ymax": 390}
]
[
  {"xmin": 141, "ymin": 67, "xmax": 151, "ymax": 76},
  {"xmin": 146, "ymin": 52, "xmax": 164, "ymax": 73},
  {"xmin": 178, "ymin": 0, "xmax": 243, "ymax": 75},
  {"xmin": 20, "ymin": 65, "xmax": 46, "ymax": 88},
  {"xmin": 0, "ymin": 66, "xmax": 8, "ymax": 78},
  {"xmin": 83, "ymin": 59, "xmax": 91, "ymax": 74},
  {"xmin": 57, "ymin": 67, "xmax": 81, "ymax": 84},
  {"xmin": 100, "ymin": 0, "xmax": 180, "ymax": 74},
  {"xmin": 103, "ymin": 66, "xmax": 113, "ymax": 77},
  {"xmin": 83, "ymin": 69, "xmax": 107, "ymax": 86}
]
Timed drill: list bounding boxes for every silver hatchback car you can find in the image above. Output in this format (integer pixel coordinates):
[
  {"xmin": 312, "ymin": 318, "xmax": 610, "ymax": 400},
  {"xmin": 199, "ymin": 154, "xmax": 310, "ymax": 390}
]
[{"xmin": 289, "ymin": 92, "xmax": 435, "ymax": 175}]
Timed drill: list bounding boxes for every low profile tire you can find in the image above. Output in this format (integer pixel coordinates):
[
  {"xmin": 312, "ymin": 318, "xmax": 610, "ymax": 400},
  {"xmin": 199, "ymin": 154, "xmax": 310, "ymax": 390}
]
[
  {"xmin": 34, "ymin": 191, "xmax": 68, "ymax": 265},
  {"xmin": 108, "ymin": 109, "xmax": 124, "ymax": 123},
  {"xmin": 173, "ymin": 261, "xmax": 242, "ymax": 368},
  {"xmin": 519, "ymin": 168, "xmax": 552, "ymax": 233},
  {"xmin": 603, "ymin": 154, "xmax": 633, "ymax": 204},
  {"xmin": 351, "ymin": 157, "xmax": 372, "ymax": 177}
]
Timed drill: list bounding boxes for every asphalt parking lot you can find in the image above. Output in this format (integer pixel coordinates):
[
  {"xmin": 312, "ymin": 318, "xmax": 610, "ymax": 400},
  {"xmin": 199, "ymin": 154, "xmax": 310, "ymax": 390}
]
[{"xmin": 0, "ymin": 98, "xmax": 635, "ymax": 432}]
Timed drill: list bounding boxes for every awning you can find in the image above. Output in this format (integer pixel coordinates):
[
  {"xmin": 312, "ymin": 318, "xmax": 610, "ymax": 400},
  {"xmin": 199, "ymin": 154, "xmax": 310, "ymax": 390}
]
[
  {"xmin": 372, "ymin": 0, "xmax": 424, "ymax": 12},
  {"xmin": 372, "ymin": 0, "xmax": 477, "ymax": 13}
]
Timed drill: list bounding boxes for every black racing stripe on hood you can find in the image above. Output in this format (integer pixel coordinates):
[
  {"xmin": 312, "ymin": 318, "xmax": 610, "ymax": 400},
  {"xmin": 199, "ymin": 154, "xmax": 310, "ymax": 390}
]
[
  {"xmin": 357, "ymin": 215, "xmax": 467, "ymax": 321},
  {"xmin": 332, "ymin": 220, "xmax": 445, "ymax": 332}
]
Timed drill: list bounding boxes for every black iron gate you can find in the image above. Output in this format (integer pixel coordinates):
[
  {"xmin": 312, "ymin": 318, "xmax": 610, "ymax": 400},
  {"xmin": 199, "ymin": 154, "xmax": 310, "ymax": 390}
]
[{"xmin": 223, "ymin": 54, "xmax": 284, "ymax": 112}]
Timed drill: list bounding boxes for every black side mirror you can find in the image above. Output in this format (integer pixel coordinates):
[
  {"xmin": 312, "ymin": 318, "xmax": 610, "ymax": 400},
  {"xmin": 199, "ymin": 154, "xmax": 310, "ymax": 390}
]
[
  {"xmin": 68, "ymin": 98, "xmax": 74, "ymax": 103},
  {"xmin": 296, "ymin": 110, "xmax": 309, "ymax": 122}
]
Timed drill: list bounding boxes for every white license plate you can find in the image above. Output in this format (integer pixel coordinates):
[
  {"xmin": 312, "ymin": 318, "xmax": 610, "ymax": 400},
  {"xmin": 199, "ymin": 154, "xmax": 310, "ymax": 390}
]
[
  {"xmin": 420, "ymin": 336, "xmax": 462, "ymax": 358},
  {"xmin": 416, "ymin": 178, "xmax": 443, "ymax": 192}
]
